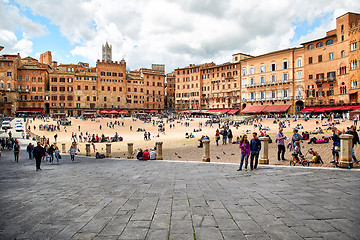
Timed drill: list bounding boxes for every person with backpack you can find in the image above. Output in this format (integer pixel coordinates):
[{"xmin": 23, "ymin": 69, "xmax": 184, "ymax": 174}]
[{"xmin": 13, "ymin": 140, "xmax": 20, "ymax": 162}]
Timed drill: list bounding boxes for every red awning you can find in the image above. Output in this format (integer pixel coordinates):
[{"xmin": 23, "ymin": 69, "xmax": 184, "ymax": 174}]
[
  {"xmin": 300, "ymin": 107, "xmax": 315, "ymax": 113},
  {"xmin": 146, "ymin": 110, "xmax": 156, "ymax": 113},
  {"xmin": 108, "ymin": 110, "xmax": 118, "ymax": 114},
  {"xmin": 227, "ymin": 109, "xmax": 239, "ymax": 114},
  {"xmin": 100, "ymin": 110, "xmax": 110, "ymax": 114},
  {"xmin": 117, "ymin": 110, "xmax": 128, "ymax": 114},
  {"xmin": 241, "ymin": 106, "xmax": 266, "ymax": 113},
  {"xmin": 263, "ymin": 105, "xmax": 291, "ymax": 113},
  {"xmin": 16, "ymin": 108, "xmax": 43, "ymax": 113}
]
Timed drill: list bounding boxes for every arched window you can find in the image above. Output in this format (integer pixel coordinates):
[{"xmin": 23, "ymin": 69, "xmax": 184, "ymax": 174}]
[
  {"xmin": 326, "ymin": 39, "xmax": 333, "ymax": 45},
  {"xmin": 316, "ymin": 42, "xmax": 324, "ymax": 48},
  {"xmin": 341, "ymin": 50, "xmax": 345, "ymax": 58},
  {"xmin": 308, "ymin": 44, "xmax": 314, "ymax": 50}
]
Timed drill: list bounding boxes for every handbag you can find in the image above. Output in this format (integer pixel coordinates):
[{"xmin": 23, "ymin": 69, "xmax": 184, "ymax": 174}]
[{"xmin": 58, "ymin": 154, "xmax": 62, "ymax": 159}]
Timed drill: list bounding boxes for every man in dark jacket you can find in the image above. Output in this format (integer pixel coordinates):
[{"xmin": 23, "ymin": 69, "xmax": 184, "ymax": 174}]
[
  {"xmin": 250, "ymin": 132, "xmax": 261, "ymax": 170},
  {"xmin": 346, "ymin": 125, "xmax": 360, "ymax": 163},
  {"xmin": 26, "ymin": 143, "xmax": 34, "ymax": 160},
  {"xmin": 33, "ymin": 142, "xmax": 45, "ymax": 171}
]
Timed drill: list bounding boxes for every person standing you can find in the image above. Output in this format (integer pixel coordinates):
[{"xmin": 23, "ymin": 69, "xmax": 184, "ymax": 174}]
[
  {"xmin": 33, "ymin": 142, "xmax": 45, "ymax": 171},
  {"xmin": 346, "ymin": 125, "xmax": 359, "ymax": 164},
  {"xmin": 238, "ymin": 135, "xmax": 250, "ymax": 171},
  {"xmin": 276, "ymin": 127, "xmax": 286, "ymax": 161},
  {"xmin": 54, "ymin": 134, "xmax": 58, "ymax": 143},
  {"xmin": 228, "ymin": 129, "xmax": 233, "ymax": 144},
  {"xmin": 215, "ymin": 129, "xmax": 220, "ymax": 146},
  {"xmin": 330, "ymin": 127, "xmax": 341, "ymax": 164},
  {"xmin": 13, "ymin": 140, "xmax": 20, "ymax": 162},
  {"xmin": 68, "ymin": 145, "xmax": 77, "ymax": 162},
  {"xmin": 26, "ymin": 143, "xmax": 33, "ymax": 161},
  {"xmin": 222, "ymin": 128, "xmax": 228, "ymax": 145},
  {"xmin": 250, "ymin": 132, "xmax": 261, "ymax": 170},
  {"xmin": 291, "ymin": 129, "xmax": 302, "ymax": 148}
]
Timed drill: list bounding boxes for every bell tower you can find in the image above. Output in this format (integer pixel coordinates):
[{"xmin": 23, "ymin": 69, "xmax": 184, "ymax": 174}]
[{"xmin": 102, "ymin": 42, "xmax": 112, "ymax": 62}]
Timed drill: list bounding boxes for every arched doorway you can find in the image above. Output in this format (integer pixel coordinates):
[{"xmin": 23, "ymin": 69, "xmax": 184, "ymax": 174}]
[{"xmin": 295, "ymin": 100, "xmax": 304, "ymax": 113}]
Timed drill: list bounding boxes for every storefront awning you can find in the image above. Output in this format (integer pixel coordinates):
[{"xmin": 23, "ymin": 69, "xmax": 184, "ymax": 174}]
[
  {"xmin": 146, "ymin": 110, "xmax": 157, "ymax": 113},
  {"xmin": 241, "ymin": 106, "xmax": 266, "ymax": 113},
  {"xmin": 227, "ymin": 109, "xmax": 239, "ymax": 114},
  {"xmin": 16, "ymin": 108, "xmax": 43, "ymax": 113},
  {"xmin": 263, "ymin": 105, "xmax": 291, "ymax": 113}
]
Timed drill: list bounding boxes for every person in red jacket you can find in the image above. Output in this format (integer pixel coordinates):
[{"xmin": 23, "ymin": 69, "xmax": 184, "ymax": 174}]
[{"xmin": 142, "ymin": 149, "xmax": 150, "ymax": 160}]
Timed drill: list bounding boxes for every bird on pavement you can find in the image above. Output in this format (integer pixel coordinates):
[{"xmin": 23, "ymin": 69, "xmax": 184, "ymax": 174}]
[{"xmin": 216, "ymin": 156, "xmax": 221, "ymax": 159}]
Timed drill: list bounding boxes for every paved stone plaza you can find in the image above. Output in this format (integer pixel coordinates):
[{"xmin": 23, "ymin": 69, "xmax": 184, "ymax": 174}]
[{"xmin": 0, "ymin": 148, "xmax": 359, "ymax": 240}]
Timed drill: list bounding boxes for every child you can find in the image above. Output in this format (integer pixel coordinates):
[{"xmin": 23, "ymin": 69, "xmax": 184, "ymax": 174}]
[
  {"xmin": 292, "ymin": 141, "xmax": 302, "ymax": 162},
  {"xmin": 237, "ymin": 135, "xmax": 250, "ymax": 171}
]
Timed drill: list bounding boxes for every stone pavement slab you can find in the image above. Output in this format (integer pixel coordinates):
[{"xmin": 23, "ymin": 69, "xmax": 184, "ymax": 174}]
[{"xmin": 0, "ymin": 147, "xmax": 359, "ymax": 239}]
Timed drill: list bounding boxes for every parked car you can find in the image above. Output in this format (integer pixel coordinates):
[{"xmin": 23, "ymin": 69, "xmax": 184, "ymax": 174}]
[
  {"xmin": 1, "ymin": 121, "xmax": 11, "ymax": 130},
  {"xmin": 15, "ymin": 124, "xmax": 23, "ymax": 132}
]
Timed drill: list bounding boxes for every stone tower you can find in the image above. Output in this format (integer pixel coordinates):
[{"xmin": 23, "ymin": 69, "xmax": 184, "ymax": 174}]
[{"xmin": 102, "ymin": 42, "xmax": 112, "ymax": 62}]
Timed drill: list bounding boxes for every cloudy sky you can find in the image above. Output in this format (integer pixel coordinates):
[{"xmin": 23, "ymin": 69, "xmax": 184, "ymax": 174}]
[{"xmin": 1, "ymin": 0, "xmax": 360, "ymax": 72}]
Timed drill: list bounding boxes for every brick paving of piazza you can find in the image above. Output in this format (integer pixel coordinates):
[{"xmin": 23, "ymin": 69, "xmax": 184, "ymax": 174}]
[{"xmin": 0, "ymin": 132, "xmax": 359, "ymax": 239}]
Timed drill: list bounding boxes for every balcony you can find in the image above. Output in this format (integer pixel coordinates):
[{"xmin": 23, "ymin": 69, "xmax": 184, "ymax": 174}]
[{"xmin": 315, "ymin": 76, "xmax": 336, "ymax": 83}]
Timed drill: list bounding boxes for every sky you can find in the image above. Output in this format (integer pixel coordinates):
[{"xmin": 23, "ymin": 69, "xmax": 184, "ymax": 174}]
[{"xmin": 1, "ymin": 0, "xmax": 360, "ymax": 73}]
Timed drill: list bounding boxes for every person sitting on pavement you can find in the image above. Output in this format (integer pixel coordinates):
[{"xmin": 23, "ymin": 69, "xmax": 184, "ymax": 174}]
[
  {"xmin": 149, "ymin": 148, "xmax": 156, "ymax": 160},
  {"xmin": 142, "ymin": 149, "xmax": 150, "ymax": 160},
  {"xmin": 136, "ymin": 148, "xmax": 144, "ymax": 160}
]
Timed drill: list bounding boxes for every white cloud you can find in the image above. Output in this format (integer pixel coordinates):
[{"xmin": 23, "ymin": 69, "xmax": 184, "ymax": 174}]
[{"xmin": 3, "ymin": 0, "xmax": 360, "ymax": 71}]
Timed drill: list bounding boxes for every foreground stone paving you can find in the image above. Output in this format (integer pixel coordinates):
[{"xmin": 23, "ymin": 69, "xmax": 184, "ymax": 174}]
[{"xmin": 0, "ymin": 149, "xmax": 359, "ymax": 240}]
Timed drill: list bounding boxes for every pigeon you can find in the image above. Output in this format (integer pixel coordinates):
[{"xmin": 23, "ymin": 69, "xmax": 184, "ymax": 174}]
[
  {"xmin": 216, "ymin": 156, "xmax": 221, "ymax": 159},
  {"xmin": 177, "ymin": 156, "xmax": 182, "ymax": 159},
  {"xmin": 175, "ymin": 152, "xmax": 178, "ymax": 155},
  {"xmin": 231, "ymin": 153, "xmax": 235, "ymax": 156},
  {"xmin": 223, "ymin": 151, "xmax": 226, "ymax": 155}
]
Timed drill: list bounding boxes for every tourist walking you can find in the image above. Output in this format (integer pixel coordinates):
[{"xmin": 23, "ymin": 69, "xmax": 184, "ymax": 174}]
[
  {"xmin": 238, "ymin": 135, "xmax": 250, "ymax": 171},
  {"xmin": 48, "ymin": 144, "xmax": 55, "ymax": 163},
  {"xmin": 13, "ymin": 140, "xmax": 20, "ymax": 162},
  {"xmin": 276, "ymin": 127, "xmax": 286, "ymax": 161},
  {"xmin": 250, "ymin": 132, "xmax": 261, "ymax": 170},
  {"xmin": 54, "ymin": 146, "xmax": 60, "ymax": 163},
  {"xmin": 26, "ymin": 143, "xmax": 33, "ymax": 160},
  {"xmin": 68, "ymin": 145, "xmax": 77, "ymax": 162},
  {"xmin": 54, "ymin": 134, "xmax": 57, "ymax": 143},
  {"xmin": 33, "ymin": 142, "xmax": 45, "ymax": 171}
]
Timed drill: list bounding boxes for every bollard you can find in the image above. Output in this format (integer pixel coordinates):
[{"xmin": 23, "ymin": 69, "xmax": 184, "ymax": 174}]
[
  {"xmin": 62, "ymin": 143, "xmax": 66, "ymax": 153},
  {"xmin": 156, "ymin": 142, "xmax": 163, "ymax": 160},
  {"xmin": 127, "ymin": 143, "xmax": 134, "ymax": 159},
  {"xmin": 86, "ymin": 143, "xmax": 91, "ymax": 156},
  {"xmin": 338, "ymin": 134, "xmax": 353, "ymax": 168},
  {"xmin": 202, "ymin": 139, "xmax": 210, "ymax": 162},
  {"xmin": 106, "ymin": 143, "xmax": 111, "ymax": 158},
  {"xmin": 259, "ymin": 137, "xmax": 269, "ymax": 164}
]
